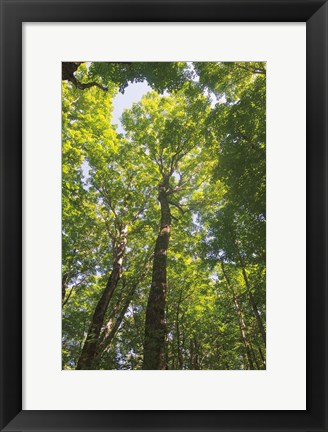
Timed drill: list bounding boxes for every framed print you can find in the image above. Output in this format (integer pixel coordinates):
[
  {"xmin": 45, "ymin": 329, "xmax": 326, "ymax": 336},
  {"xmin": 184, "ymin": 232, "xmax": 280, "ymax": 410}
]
[{"xmin": 0, "ymin": 0, "xmax": 327, "ymax": 431}]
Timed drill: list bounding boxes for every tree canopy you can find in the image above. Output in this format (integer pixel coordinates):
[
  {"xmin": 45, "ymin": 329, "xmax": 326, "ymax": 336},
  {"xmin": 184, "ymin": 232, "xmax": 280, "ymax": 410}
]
[{"xmin": 62, "ymin": 61, "xmax": 266, "ymax": 370}]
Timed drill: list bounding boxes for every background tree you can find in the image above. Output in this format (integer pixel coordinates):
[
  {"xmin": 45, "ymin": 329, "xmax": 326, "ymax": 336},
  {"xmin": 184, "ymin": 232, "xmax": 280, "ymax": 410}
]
[
  {"xmin": 122, "ymin": 86, "xmax": 214, "ymax": 369},
  {"xmin": 198, "ymin": 62, "xmax": 266, "ymax": 365}
]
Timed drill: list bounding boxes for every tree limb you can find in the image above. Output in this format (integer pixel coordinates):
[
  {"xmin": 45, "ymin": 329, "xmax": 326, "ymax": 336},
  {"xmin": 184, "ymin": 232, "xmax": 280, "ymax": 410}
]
[{"xmin": 62, "ymin": 62, "xmax": 108, "ymax": 91}]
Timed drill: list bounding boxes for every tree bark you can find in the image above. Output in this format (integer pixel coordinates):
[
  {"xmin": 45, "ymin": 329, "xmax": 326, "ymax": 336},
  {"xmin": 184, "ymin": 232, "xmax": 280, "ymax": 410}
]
[
  {"xmin": 94, "ymin": 280, "xmax": 139, "ymax": 363},
  {"xmin": 76, "ymin": 225, "xmax": 128, "ymax": 369},
  {"xmin": 143, "ymin": 186, "xmax": 171, "ymax": 370},
  {"xmin": 94, "ymin": 290, "xmax": 134, "ymax": 362}
]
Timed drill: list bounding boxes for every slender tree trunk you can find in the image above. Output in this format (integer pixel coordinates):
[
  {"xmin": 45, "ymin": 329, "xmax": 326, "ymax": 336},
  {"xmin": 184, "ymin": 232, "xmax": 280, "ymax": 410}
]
[
  {"xmin": 95, "ymin": 302, "xmax": 127, "ymax": 359},
  {"xmin": 190, "ymin": 340, "xmax": 195, "ymax": 369},
  {"xmin": 190, "ymin": 338, "xmax": 200, "ymax": 369},
  {"xmin": 176, "ymin": 288, "xmax": 184, "ymax": 369},
  {"xmin": 220, "ymin": 261, "xmax": 255, "ymax": 370},
  {"xmin": 143, "ymin": 186, "xmax": 171, "ymax": 370},
  {"xmin": 95, "ymin": 255, "xmax": 151, "ymax": 366},
  {"xmin": 249, "ymin": 340, "xmax": 260, "ymax": 369},
  {"xmin": 229, "ymin": 232, "xmax": 266, "ymax": 347},
  {"xmin": 259, "ymin": 346, "xmax": 266, "ymax": 367},
  {"xmin": 237, "ymin": 250, "xmax": 266, "ymax": 346},
  {"xmin": 95, "ymin": 282, "xmax": 138, "ymax": 363},
  {"xmin": 236, "ymin": 298, "xmax": 254, "ymax": 370},
  {"xmin": 76, "ymin": 225, "xmax": 128, "ymax": 370},
  {"xmin": 62, "ymin": 273, "xmax": 68, "ymax": 304}
]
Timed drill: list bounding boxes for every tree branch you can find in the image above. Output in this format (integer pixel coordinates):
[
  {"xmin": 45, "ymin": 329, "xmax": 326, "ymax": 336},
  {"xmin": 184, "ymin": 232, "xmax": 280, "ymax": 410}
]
[
  {"xmin": 62, "ymin": 62, "xmax": 108, "ymax": 91},
  {"xmin": 235, "ymin": 63, "xmax": 266, "ymax": 75}
]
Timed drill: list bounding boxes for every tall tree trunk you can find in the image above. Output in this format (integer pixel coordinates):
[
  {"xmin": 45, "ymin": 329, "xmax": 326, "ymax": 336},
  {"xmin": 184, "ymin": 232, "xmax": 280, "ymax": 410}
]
[
  {"xmin": 220, "ymin": 261, "xmax": 255, "ymax": 370},
  {"xmin": 76, "ymin": 225, "xmax": 128, "ymax": 370},
  {"xmin": 143, "ymin": 186, "xmax": 171, "ymax": 370},
  {"xmin": 95, "ymin": 260, "xmax": 149, "ymax": 361},
  {"xmin": 94, "ymin": 289, "xmax": 135, "ymax": 363}
]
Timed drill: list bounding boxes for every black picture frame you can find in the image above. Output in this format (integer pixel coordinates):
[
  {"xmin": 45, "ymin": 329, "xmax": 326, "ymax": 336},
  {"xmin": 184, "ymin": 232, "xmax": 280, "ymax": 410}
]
[{"xmin": 0, "ymin": 0, "xmax": 327, "ymax": 431}]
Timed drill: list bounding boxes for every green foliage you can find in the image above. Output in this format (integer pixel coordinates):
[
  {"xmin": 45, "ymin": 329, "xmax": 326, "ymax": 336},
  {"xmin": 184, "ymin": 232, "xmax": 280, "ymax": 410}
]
[
  {"xmin": 62, "ymin": 62, "xmax": 266, "ymax": 370},
  {"xmin": 89, "ymin": 62, "xmax": 189, "ymax": 93},
  {"xmin": 194, "ymin": 61, "xmax": 266, "ymax": 102}
]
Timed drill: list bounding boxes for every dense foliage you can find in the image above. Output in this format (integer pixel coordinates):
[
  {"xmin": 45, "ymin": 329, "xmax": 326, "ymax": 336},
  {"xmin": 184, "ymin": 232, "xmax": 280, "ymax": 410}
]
[{"xmin": 62, "ymin": 62, "xmax": 266, "ymax": 370}]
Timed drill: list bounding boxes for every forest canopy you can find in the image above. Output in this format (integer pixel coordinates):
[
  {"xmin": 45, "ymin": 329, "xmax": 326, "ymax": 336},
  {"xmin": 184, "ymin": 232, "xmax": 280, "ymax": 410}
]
[{"xmin": 62, "ymin": 61, "xmax": 266, "ymax": 370}]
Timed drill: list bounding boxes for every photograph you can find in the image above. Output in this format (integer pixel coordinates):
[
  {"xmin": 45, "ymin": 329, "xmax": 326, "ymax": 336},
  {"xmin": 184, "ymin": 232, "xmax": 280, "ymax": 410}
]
[
  {"xmin": 2, "ymin": 0, "xmax": 327, "ymax": 428},
  {"xmin": 61, "ymin": 61, "xmax": 266, "ymax": 371}
]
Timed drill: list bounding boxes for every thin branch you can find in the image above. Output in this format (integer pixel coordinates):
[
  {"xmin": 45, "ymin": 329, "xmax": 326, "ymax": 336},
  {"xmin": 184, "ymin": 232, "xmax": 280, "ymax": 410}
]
[
  {"xmin": 168, "ymin": 200, "xmax": 189, "ymax": 215},
  {"xmin": 235, "ymin": 63, "xmax": 266, "ymax": 75}
]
